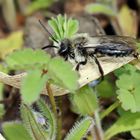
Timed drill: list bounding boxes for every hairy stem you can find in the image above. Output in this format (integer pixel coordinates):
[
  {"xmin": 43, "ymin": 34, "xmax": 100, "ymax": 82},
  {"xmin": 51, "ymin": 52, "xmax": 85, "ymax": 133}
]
[
  {"xmin": 46, "ymin": 83, "xmax": 62, "ymax": 140},
  {"xmin": 93, "ymin": 110, "xmax": 104, "ymax": 140},
  {"xmin": 46, "ymin": 82, "xmax": 57, "ymax": 117}
]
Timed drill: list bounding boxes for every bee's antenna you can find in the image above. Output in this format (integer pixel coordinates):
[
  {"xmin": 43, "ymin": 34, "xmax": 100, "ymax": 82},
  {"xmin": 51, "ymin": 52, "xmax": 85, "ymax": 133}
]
[{"xmin": 38, "ymin": 20, "xmax": 59, "ymax": 44}]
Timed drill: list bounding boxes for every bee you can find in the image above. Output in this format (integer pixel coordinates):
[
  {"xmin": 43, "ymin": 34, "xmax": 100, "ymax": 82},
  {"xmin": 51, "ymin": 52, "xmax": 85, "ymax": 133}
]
[{"xmin": 39, "ymin": 20, "xmax": 139, "ymax": 80}]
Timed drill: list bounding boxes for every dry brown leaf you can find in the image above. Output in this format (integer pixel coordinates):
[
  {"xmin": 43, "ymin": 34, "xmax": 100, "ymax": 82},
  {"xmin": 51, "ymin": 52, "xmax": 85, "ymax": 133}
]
[
  {"xmin": 0, "ymin": 56, "xmax": 135, "ymax": 96},
  {"xmin": 0, "ymin": 133, "xmax": 5, "ymax": 140}
]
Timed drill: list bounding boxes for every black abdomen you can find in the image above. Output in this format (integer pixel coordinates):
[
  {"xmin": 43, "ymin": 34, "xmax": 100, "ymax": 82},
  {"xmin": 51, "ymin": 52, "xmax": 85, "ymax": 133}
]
[{"xmin": 94, "ymin": 43, "xmax": 134, "ymax": 57}]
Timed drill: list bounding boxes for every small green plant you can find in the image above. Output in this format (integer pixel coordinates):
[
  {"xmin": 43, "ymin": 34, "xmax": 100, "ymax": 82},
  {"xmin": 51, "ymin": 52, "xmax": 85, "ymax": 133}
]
[
  {"xmin": 2, "ymin": 99, "xmax": 93, "ymax": 140},
  {"xmin": 48, "ymin": 14, "xmax": 79, "ymax": 41},
  {"xmin": 2, "ymin": 14, "xmax": 140, "ymax": 140}
]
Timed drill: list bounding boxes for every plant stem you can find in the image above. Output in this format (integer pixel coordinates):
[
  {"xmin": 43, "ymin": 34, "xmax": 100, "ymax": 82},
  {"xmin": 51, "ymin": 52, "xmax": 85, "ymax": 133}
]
[
  {"xmin": 46, "ymin": 82, "xmax": 57, "ymax": 117},
  {"xmin": 100, "ymin": 100, "xmax": 120, "ymax": 120},
  {"xmin": 57, "ymin": 97, "xmax": 62, "ymax": 140},
  {"xmin": 93, "ymin": 110, "xmax": 104, "ymax": 140},
  {"xmin": 46, "ymin": 83, "xmax": 62, "ymax": 140}
]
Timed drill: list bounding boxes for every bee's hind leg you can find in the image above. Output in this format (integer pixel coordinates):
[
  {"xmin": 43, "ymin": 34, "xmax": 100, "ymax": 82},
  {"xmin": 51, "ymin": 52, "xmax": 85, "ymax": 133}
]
[
  {"xmin": 93, "ymin": 55, "xmax": 104, "ymax": 81},
  {"xmin": 75, "ymin": 59, "xmax": 87, "ymax": 71}
]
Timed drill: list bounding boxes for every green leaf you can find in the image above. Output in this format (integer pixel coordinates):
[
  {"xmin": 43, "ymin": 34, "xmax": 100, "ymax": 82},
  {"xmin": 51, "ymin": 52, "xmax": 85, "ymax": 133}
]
[
  {"xmin": 0, "ymin": 31, "xmax": 23, "ymax": 59},
  {"xmin": 85, "ymin": 3, "xmax": 116, "ymax": 17},
  {"xmin": 114, "ymin": 64, "xmax": 137, "ymax": 78},
  {"xmin": 25, "ymin": 0, "xmax": 54, "ymax": 15},
  {"xmin": 48, "ymin": 57, "xmax": 79, "ymax": 92},
  {"xmin": 5, "ymin": 48, "xmax": 50, "ymax": 70},
  {"xmin": 57, "ymin": 14, "xmax": 65, "ymax": 39},
  {"xmin": 0, "ymin": 104, "xmax": 5, "ymax": 119},
  {"xmin": 116, "ymin": 74, "xmax": 134, "ymax": 90},
  {"xmin": 131, "ymin": 129, "xmax": 140, "ymax": 139},
  {"xmin": 105, "ymin": 112, "xmax": 140, "ymax": 140},
  {"xmin": 48, "ymin": 18, "xmax": 61, "ymax": 41},
  {"xmin": 70, "ymin": 85, "xmax": 98, "ymax": 115},
  {"xmin": 67, "ymin": 19, "xmax": 79, "ymax": 38},
  {"xmin": 117, "ymin": 89, "xmax": 136, "ymax": 112},
  {"xmin": 21, "ymin": 70, "xmax": 48, "ymax": 103},
  {"xmin": 96, "ymin": 79, "xmax": 115, "ymax": 98},
  {"xmin": 64, "ymin": 117, "xmax": 93, "ymax": 140},
  {"xmin": 63, "ymin": 14, "xmax": 68, "ymax": 37},
  {"xmin": 20, "ymin": 104, "xmax": 47, "ymax": 140},
  {"xmin": 3, "ymin": 122, "xmax": 32, "ymax": 140},
  {"xmin": 37, "ymin": 99, "xmax": 56, "ymax": 140},
  {"xmin": 116, "ymin": 71, "xmax": 140, "ymax": 112}
]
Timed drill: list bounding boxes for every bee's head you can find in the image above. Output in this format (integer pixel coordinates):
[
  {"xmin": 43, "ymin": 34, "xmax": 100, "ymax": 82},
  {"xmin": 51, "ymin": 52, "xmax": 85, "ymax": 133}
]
[{"xmin": 58, "ymin": 39, "xmax": 72, "ymax": 57}]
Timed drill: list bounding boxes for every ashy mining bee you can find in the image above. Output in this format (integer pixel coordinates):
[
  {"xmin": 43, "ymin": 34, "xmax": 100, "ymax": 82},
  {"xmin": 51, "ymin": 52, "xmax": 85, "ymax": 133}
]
[{"xmin": 39, "ymin": 20, "xmax": 139, "ymax": 81}]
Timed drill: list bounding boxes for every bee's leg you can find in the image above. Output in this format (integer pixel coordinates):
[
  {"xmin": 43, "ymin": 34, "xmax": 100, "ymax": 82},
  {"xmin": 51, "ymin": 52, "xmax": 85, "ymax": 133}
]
[
  {"xmin": 93, "ymin": 55, "xmax": 104, "ymax": 81},
  {"xmin": 133, "ymin": 52, "xmax": 139, "ymax": 59},
  {"xmin": 42, "ymin": 45, "xmax": 58, "ymax": 49},
  {"xmin": 75, "ymin": 59, "xmax": 87, "ymax": 71},
  {"xmin": 64, "ymin": 56, "xmax": 68, "ymax": 61}
]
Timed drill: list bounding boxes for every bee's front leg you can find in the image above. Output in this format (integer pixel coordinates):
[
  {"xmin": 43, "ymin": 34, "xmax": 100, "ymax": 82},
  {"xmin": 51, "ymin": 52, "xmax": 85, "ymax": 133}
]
[{"xmin": 75, "ymin": 59, "xmax": 87, "ymax": 71}]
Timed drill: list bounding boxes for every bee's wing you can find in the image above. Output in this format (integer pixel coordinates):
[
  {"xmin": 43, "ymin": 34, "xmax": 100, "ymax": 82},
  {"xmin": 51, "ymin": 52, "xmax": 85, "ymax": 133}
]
[{"xmin": 86, "ymin": 35, "xmax": 138, "ymax": 50}]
